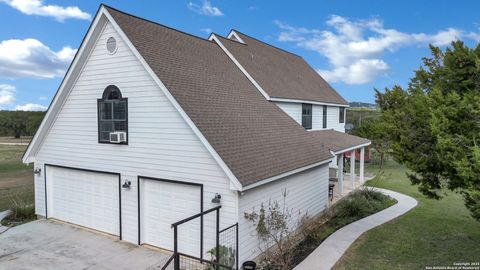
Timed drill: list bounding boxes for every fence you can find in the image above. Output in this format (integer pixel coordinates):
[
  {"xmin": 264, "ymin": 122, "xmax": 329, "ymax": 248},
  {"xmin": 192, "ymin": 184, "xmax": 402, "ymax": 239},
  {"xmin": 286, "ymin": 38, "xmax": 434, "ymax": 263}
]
[{"xmin": 161, "ymin": 206, "xmax": 239, "ymax": 270}]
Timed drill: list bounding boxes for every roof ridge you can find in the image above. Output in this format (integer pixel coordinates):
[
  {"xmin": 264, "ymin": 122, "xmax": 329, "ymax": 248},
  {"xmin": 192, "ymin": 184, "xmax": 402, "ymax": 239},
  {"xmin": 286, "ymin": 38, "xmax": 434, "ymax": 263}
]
[
  {"xmin": 231, "ymin": 29, "xmax": 302, "ymax": 58},
  {"xmin": 102, "ymin": 4, "xmax": 214, "ymax": 44}
]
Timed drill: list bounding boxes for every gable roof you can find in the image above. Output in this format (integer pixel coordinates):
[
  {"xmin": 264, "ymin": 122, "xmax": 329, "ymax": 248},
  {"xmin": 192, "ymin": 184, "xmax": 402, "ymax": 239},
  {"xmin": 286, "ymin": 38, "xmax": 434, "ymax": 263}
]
[
  {"xmin": 310, "ymin": 130, "xmax": 371, "ymax": 154},
  {"xmin": 215, "ymin": 31, "xmax": 348, "ymax": 106},
  {"xmin": 102, "ymin": 7, "xmax": 334, "ymax": 187}
]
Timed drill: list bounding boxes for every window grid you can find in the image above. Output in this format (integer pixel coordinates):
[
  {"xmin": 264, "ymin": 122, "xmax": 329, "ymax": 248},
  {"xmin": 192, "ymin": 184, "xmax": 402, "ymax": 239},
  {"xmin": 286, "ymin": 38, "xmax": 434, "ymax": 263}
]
[{"xmin": 97, "ymin": 85, "xmax": 128, "ymax": 144}]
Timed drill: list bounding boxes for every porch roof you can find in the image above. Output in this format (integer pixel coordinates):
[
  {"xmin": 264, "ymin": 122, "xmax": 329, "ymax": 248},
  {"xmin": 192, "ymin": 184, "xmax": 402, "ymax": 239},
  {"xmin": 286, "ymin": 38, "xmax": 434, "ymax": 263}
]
[{"xmin": 310, "ymin": 130, "xmax": 371, "ymax": 154}]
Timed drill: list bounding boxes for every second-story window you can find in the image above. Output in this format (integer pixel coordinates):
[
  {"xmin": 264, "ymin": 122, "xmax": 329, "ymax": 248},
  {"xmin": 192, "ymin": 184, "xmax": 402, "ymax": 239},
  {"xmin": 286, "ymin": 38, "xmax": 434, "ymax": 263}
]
[
  {"xmin": 339, "ymin": 107, "xmax": 345, "ymax": 123},
  {"xmin": 98, "ymin": 85, "xmax": 128, "ymax": 144},
  {"xmin": 323, "ymin": 105, "xmax": 327, "ymax": 128},
  {"xmin": 302, "ymin": 103, "xmax": 312, "ymax": 130}
]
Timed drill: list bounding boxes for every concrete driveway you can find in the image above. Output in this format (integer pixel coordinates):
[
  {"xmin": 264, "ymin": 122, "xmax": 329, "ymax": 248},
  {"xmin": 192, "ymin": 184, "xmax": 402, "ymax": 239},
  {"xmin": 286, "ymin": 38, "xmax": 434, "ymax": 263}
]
[{"xmin": 0, "ymin": 219, "xmax": 171, "ymax": 270}]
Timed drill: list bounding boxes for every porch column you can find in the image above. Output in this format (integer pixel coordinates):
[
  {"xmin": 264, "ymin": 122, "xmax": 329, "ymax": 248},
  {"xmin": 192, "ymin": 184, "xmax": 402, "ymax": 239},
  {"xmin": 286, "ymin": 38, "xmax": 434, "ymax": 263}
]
[
  {"xmin": 338, "ymin": 153, "xmax": 344, "ymax": 195},
  {"xmin": 360, "ymin": 147, "xmax": 365, "ymax": 183},
  {"xmin": 350, "ymin": 150, "xmax": 355, "ymax": 188}
]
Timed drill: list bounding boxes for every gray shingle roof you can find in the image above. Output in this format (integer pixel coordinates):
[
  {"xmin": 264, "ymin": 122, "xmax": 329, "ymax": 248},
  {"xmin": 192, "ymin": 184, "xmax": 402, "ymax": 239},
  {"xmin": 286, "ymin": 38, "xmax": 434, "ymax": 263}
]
[
  {"xmin": 106, "ymin": 6, "xmax": 334, "ymax": 187},
  {"xmin": 310, "ymin": 130, "xmax": 371, "ymax": 153},
  {"xmin": 217, "ymin": 32, "xmax": 348, "ymax": 105}
]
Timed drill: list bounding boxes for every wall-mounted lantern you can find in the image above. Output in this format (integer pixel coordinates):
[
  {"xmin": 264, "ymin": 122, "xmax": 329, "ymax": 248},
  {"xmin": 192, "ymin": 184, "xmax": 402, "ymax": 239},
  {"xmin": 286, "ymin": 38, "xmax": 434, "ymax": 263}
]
[
  {"xmin": 34, "ymin": 168, "xmax": 42, "ymax": 175},
  {"xmin": 122, "ymin": 179, "xmax": 131, "ymax": 189},
  {"xmin": 211, "ymin": 193, "xmax": 221, "ymax": 204}
]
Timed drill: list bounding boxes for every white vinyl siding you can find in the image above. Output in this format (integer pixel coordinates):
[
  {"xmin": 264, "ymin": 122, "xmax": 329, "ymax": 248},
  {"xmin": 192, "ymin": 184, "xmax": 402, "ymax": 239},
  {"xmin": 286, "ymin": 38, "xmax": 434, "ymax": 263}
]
[
  {"xmin": 275, "ymin": 102, "xmax": 302, "ymax": 124},
  {"xmin": 238, "ymin": 164, "xmax": 329, "ymax": 263},
  {"xmin": 275, "ymin": 102, "xmax": 345, "ymax": 132},
  {"xmin": 33, "ymin": 21, "xmax": 238, "ymax": 245}
]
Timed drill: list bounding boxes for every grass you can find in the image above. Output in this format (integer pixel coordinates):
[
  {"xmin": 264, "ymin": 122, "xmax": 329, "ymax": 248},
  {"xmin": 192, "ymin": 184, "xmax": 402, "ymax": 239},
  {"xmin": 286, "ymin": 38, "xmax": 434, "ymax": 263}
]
[
  {"xmin": 334, "ymin": 160, "xmax": 480, "ymax": 269},
  {"xmin": 0, "ymin": 143, "xmax": 34, "ymax": 212}
]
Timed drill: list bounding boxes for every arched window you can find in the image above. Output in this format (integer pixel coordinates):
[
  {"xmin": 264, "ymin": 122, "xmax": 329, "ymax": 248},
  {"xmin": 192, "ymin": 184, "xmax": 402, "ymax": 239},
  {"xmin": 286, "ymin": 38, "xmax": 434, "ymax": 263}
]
[{"xmin": 98, "ymin": 85, "xmax": 128, "ymax": 144}]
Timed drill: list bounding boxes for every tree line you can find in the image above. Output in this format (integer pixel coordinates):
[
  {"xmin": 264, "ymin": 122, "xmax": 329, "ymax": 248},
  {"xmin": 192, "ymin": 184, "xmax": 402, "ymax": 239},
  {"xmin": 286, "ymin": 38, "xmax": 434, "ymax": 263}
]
[
  {"xmin": 351, "ymin": 41, "xmax": 480, "ymax": 221},
  {"xmin": 0, "ymin": 111, "xmax": 45, "ymax": 138}
]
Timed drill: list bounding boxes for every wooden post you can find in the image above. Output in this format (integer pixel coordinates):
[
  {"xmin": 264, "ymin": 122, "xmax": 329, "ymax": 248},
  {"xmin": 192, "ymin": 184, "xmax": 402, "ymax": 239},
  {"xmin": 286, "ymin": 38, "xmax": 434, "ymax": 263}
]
[
  {"xmin": 338, "ymin": 153, "xmax": 344, "ymax": 195},
  {"xmin": 360, "ymin": 147, "xmax": 365, "ymax": 183},
  {"xmin": 350, "ymin": 150, "xmax": 355, "ymax": 188}
]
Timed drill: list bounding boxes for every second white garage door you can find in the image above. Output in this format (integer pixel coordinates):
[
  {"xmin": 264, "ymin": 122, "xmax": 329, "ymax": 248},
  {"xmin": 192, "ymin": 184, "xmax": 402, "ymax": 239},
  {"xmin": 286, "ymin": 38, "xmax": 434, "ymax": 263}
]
[
  {"xmin": 140, "ymin": 178, "xmax": 201, "ymax": 256},
  {"xmin": 46, "ymin": 166, "xmax": 120, "ymax": 236}
]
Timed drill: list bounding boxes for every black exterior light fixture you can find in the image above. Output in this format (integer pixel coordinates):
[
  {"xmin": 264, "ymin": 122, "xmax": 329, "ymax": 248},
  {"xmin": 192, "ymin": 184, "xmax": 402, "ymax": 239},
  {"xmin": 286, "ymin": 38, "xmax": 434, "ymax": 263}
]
[
  {"xmin": 211, "ymin": 193, "xmax": 221, "ymax": 203},
  {"xmin": 34, "ymin": 168, "xmax": 42, "ymax": 175},
  {"xmin": 122, "ymin": 179, "xmax": 131, "ymax": 189}
]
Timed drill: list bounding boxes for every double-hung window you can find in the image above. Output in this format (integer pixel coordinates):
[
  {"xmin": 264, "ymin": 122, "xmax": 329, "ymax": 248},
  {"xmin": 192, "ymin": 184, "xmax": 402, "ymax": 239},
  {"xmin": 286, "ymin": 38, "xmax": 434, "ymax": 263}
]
[
  {"xmin": 302, "ymin": 103, "xmax": 312, "ymax": 130},
  {"xmin": 98, "ymin": 85, "xmax": 128, "ymax": 144}
]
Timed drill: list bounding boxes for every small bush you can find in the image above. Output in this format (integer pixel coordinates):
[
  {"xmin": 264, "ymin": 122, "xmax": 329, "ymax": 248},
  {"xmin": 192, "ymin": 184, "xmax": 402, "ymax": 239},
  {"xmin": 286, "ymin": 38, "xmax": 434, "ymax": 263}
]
[
  {"xmin": 1, "ymin": 192, "xmax": 36, "ymax": 226},
  {"xmin": 207, "ymin": 245, "xmax": 236, "ymax": 269}
]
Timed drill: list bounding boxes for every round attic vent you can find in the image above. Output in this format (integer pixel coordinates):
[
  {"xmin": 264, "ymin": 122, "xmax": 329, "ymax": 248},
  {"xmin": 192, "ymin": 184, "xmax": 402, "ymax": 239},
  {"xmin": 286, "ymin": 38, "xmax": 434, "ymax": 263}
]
[{"xmin": 106, "ymin": 37, "xmax": 117, "ymax": 54}]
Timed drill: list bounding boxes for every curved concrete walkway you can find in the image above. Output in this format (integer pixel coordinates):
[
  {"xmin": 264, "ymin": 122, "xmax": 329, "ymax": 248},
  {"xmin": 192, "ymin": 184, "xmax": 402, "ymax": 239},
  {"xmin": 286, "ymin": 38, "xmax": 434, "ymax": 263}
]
[{"xmin": 294, "ymin": 188, "xmax": 418, "ymax": 270}]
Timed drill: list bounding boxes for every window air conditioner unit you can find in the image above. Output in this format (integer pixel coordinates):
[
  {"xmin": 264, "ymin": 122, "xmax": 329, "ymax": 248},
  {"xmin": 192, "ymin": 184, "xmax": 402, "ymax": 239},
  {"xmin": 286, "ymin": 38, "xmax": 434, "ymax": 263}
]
[{"xmin": 109, "ymin": 131, "xmax": 126, "ymax": 143}]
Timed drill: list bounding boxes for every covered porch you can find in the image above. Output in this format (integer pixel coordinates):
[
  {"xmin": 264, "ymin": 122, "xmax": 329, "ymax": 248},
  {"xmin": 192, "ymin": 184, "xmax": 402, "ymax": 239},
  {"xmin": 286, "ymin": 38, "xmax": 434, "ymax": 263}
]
[{"xmin": 309, "ymin": 130, "xmax": 371, "ymax": 204}]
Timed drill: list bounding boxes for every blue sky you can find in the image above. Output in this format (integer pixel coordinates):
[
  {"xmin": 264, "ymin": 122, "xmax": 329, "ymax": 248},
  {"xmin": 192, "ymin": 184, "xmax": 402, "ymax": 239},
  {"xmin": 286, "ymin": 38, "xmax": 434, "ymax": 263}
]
[{"xmin": 1, "ymin": 0, "xmax": 480, "ymax": 110}]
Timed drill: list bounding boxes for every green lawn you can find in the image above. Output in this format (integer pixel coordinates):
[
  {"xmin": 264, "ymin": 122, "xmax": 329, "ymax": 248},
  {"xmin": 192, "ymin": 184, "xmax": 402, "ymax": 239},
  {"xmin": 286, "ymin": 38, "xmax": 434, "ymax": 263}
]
[
  {"xmin": 0, "ymin": 144, "xmax": 34, "ymax": 212},
  {"xmin": 334, "ymin": 160, "xmax": 480, "ymax": 269}
]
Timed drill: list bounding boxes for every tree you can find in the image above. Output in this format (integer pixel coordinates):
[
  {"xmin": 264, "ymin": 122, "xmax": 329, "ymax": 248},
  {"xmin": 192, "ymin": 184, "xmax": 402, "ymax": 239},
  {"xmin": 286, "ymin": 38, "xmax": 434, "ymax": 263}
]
[
  {"xmin": 350, "ymin": 117, "xmax": 390, "ymax": 169},
  {"xmin": 377, "ymin": 41, "xmax": 480, "ymax": 221},
  {"xmin": 0, "ymin": 111, "xmax": 27, "ymax": 138},
  {"xmin": 0, "ymin": 111, "xmax": 45, "ymax": 138}
]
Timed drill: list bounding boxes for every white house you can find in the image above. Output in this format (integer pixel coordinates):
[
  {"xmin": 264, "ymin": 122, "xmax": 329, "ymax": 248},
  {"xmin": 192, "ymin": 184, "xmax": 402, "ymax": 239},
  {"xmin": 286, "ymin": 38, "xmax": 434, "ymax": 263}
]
[{"xmin": 22, "ymin": 5, "xmax": 370, "ymax": 268}]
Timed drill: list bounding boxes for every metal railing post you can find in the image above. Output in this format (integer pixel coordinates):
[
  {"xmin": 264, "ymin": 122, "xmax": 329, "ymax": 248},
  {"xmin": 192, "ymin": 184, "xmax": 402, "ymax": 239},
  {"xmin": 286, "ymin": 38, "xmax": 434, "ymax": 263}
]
[
  {"xmin": 174, "ymin": 225, "xmax": 179, "ymax": 270},
  {"xmin": 236, "ymin": 223, "xmax": 239, "ymax": 270},
  {"xmin": 215, "ymin": 208, "xmax": 220, "ymax": 270}
]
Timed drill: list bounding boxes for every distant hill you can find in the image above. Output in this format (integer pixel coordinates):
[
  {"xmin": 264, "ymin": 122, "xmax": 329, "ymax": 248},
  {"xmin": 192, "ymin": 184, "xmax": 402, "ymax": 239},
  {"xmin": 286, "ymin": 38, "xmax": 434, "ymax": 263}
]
[{"xmin": 349, "ymin": 102, "xmax": 377, "ymax": 109}]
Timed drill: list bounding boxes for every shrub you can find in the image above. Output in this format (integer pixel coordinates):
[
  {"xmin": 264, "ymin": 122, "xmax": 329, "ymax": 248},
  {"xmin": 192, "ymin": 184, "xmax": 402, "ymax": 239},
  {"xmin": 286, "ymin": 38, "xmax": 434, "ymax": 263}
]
[
  {"xmin": 1, "ymin": 192, "xmax": 36, "ymax": 226},
  {"xmin": 244, "ymin": 189, "xmax": 307, "ymax": 270},
  {"xmin": 207, "ymin": 245, "xmax": 236, "ymax": 269}
]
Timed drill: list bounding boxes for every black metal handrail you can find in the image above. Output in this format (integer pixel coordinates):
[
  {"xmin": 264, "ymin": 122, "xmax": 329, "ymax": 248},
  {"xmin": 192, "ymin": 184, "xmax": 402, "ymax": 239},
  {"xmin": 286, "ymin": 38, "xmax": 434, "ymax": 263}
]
[
  {"xmin": 161, "ymin": 254, "xmax": 174, "ymax": 270},
  {"xmin": 171, "ymin": 206, "xmax": 221, "ymax": 227},
  {"xmin": 171, "ymin": 206, "xmax": 222, "ymax": 270},
  {"xmin": 178, "ymin": 252, "xmax": 232, "ymax": 269}
]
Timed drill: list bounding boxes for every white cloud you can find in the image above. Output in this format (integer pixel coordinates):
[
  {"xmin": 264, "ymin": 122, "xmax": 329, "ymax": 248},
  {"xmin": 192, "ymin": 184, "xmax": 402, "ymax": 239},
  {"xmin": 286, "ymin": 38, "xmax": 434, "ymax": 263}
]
[
  {"xmin": 318, "ymin": 59, "xmax": 389, "ymax": 84},
  {"xmin": 200, "ymin": 28, "xmax": 213, "ymax": 34},
  {"xmin": 0, "ymin": 84, "xmax": 15, "ymax": 105},
  {"xmin": 0, "ymin": 0, "xmax": 91, "ymax": 21},
  {"xmin": 0, "ymin": 38, "xmax": 76, "ymax": 79},
  {"xmin": 276, "ymin": 16, "xmax": 472, "ymax": 84},
  {"xmin": 14, "ymin": 103, "xmax": 47, "ymax": 111},
  {"xmin": 188, "ymin": 1, "xmax": 223, "ymax": 16}
]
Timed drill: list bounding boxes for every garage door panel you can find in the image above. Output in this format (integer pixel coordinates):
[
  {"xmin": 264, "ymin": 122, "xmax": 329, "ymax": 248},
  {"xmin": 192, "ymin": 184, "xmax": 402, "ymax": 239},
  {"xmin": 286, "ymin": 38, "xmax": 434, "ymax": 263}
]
[
  {"xmin": 46, "ymin": 166, "xmax": 120, "ymax": 236},
  {"xmin": 141, "ymin": 178, "xmax": 201, "ymax": 256}
]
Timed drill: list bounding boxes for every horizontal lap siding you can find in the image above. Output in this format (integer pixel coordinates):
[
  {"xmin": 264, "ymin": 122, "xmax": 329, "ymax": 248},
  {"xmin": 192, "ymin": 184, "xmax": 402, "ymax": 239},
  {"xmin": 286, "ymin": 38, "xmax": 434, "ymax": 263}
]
[
  {"xmin": 238, "ymin": 164, "xmax": 329, "ymax": 262},
  {"xmin": 326, "ymin": 106, "xmax": 345, "ymax": 132},
  {"xmin": 275, "ymin": 102, "xmax": 302, "ymax": 124},
  {"xmin": 275, "ymin": 102, "xmax": 345, "ymax": 132},
  {"xmin": 34, "ymin": 22, "xmax": 238, "ymax": 245}
]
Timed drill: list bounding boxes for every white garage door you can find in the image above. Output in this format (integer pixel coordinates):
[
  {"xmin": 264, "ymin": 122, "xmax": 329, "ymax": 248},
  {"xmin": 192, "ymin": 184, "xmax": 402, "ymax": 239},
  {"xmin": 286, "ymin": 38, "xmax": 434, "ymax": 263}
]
[
  {"xmin": 46, "ymin": 166, "xmax": 120, "ymax": 236},
  {"xmin": 140, "ymin": 178, "xmax": 201, "ymax": 256}
]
